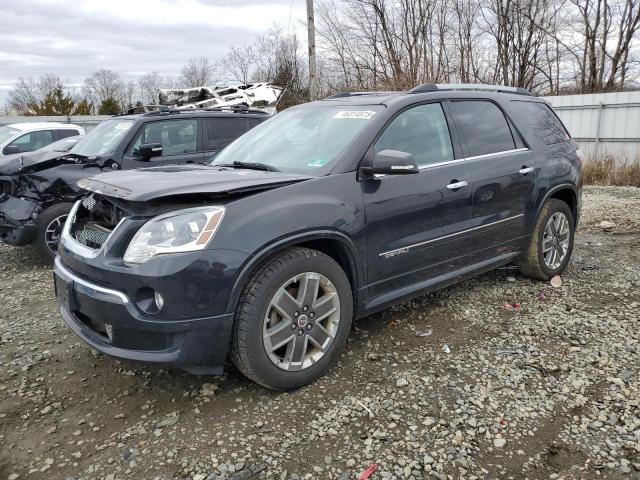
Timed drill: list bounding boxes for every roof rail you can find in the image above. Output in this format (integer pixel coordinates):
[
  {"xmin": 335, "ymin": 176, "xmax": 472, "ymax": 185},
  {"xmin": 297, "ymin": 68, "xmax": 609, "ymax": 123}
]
[
  {"xmin": 325, "ymin": 91, "xmax": 396, "ymax": 99},
  {"xmin": 139, "ymin": 105, "xmax": 270, "ymax": 117},
  {"xmin": 409, "ymin": 83, "xmax": 532, "ymax": 96}
]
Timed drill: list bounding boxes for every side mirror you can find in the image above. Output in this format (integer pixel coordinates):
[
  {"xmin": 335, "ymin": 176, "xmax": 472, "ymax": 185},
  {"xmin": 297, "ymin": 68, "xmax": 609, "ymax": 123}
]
[
  {"xmin": 138, "ymin": 143, "xmax": 163, "ymax": 159},
  {"xmin": 4, "ymin": 145, "xmax": 21, "ymax": 155},
  {"xmin": 364, "ymin": 149, "xmax": 419, "ymax": 175}
]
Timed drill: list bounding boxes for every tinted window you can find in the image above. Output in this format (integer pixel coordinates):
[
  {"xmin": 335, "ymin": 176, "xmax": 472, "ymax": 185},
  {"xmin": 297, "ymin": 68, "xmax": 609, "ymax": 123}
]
[
  {"xmin": 8, "ymin": 130, "xmax": 54, "ymax": 153},
  {"xmin": 128, "ymin": 119, "xmax": 197, "ymax": 157},
  {"xmin": 204, "ymin": 118, "xmax": 246, "ymax": 150},
  {"xmin": 450, "ymin": 101, "xmax": 515, "ymax": 157},
  {"xmin": 515, "ymin": 101, "xmax": 570, "ymax": 145},
  {"xmin": 56, "ymin": 129, "xmax": 80, "ymax": 140},
  {"xmin": 248, "ymin": 118, "xmax": 265, "ymax": 129},
  {"xmin": 374, "ymin": 103, "xmax": 453, "ymax": 167}
]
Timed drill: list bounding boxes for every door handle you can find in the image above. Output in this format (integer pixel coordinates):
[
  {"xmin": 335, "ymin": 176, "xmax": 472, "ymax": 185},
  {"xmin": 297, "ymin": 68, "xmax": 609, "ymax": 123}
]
[
  {"xmin": 519, "ymin": 166, "xmax": 534, "ymax": 175},
  {"xmin": 446, "ymin": 180, "xmax": 468, "ymax": 190}
]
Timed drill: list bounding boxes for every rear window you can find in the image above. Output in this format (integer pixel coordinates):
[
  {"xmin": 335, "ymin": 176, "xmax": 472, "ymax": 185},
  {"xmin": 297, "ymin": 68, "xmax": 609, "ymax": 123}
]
[
  {"xmin": 515, "ymin": 101, "xmax": 570, "ymax": 145},
  {"xmin": 450, "ymin": 100, "xmax": 516, "ymax": 157}
]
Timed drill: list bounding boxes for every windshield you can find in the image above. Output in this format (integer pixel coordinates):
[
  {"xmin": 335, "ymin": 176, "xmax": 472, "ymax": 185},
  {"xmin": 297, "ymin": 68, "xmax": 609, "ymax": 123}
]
[
  {"xmin": 211, "ymin": 105, "xmax": 382, "ymax": 173},
  {"xmin": 70, "ymin": 119, "xmax": 134, "ymax": 157},
  {"xmin": 0, "ymin": 126, "xmax": 20, "ymax": 144}
]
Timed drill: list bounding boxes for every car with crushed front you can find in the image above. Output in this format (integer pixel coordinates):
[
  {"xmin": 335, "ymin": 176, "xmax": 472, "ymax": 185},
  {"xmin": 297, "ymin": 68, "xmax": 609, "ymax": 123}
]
[
  {"xmin": 53, "ymin": 84, "xmax": 582, "ymax": 390},
  {"xmin": 0, "ymin": 108, "xmax": 269, "ymax": 262}
]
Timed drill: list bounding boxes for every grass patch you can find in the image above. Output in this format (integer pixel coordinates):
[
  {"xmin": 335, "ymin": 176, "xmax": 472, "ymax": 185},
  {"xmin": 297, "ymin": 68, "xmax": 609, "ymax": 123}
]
[{"xmin": 584, "ymin": 158, "xmax": 640, "ymax": 187}]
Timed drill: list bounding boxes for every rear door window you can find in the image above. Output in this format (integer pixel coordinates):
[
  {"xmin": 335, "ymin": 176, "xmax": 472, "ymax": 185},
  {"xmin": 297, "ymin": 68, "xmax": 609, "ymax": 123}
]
[
  {"xmin": 514, "ymin": 101, "xmax": 570, "ymax": 145},
  {"xmin": 203, "ymin": 118, "xmax": 247, "ymax": 151},
  {"xmin": 374, "ymin": 103, "xmax": 454, "ymax": 167},
  {"xmin": 450, "ymin": 101, "xmax": 516, "ymax": 157},
  {"xmin": 8, "ymin": 130, "xmax": 54, "ymax": 153}
]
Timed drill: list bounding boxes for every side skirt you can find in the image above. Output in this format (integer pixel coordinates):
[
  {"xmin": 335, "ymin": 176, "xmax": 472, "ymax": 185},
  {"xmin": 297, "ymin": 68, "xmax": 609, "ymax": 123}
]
[{"xmin": 360, "ymin": 251, "xmax": 520, "ymax": 318}]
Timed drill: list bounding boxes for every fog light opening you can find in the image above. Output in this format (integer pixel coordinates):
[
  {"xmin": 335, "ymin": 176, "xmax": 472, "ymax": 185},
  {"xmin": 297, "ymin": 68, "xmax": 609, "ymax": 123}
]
[{"xmin": 154, "ymin": 291, "xmax": 164, "ymax": 311}]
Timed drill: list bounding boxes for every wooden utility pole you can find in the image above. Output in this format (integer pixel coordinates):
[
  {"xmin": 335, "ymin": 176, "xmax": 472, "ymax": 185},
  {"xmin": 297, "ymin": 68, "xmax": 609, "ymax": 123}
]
[{"xmin": 306, "ymin": 0, "xmax": 318, "ymax": 100}]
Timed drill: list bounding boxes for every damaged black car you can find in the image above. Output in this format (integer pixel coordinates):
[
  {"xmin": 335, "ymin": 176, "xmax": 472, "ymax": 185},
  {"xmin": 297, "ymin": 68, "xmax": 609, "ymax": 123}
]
[
  {"xmin": 54, "ymin": 85, "xmax": 581, "ymax": 390},
  {"xmin": 0, "ymin": 109, "xmax": 269, "ymax": 262}
]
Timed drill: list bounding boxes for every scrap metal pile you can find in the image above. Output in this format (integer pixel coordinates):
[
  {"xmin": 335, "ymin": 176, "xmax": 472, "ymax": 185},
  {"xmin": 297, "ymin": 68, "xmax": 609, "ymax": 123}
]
[{"xmin": 157, "ymin": 83, "xmax": 284, "ymax": 114}]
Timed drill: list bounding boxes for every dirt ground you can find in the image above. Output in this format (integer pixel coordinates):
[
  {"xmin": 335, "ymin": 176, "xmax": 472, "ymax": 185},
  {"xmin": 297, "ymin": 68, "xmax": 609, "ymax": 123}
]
[{"xmin": 1, "ymin": 186, "xmax": 639, "ymax": 480}]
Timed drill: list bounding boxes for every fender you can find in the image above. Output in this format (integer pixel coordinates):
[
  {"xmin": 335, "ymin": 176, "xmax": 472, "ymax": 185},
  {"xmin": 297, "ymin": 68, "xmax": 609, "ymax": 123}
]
[
  {"xmin": 225, "ymin": 229, "xmax": 364, "ymax": 314},
  {"xmin": 535, "ymin": 183, "xmax": 578, "ymax": 219}
]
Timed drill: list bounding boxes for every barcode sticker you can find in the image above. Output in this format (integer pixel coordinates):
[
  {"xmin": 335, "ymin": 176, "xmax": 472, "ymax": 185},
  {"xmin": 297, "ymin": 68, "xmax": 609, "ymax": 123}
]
[{"xmin": 334, "ymin": 110, "xmax": 377, "ymax": 120}]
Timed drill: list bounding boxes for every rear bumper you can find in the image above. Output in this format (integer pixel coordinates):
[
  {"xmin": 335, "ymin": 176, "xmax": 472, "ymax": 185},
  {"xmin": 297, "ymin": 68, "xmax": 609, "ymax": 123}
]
[{"xmin": 54, "ymin": 257, "xmax": 235, "ymax": 373}]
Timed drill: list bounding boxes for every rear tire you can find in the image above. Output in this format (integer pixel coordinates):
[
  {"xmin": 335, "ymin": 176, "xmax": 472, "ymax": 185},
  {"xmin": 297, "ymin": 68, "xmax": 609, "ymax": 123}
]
[
  {"xmin": 31, "ymin": 203, "xmax": 73, "ymax": 264},
  {"xmin": 230, "ymin": 247, "xmax": 353, "ymax": 391},
  {"xmin": 517, "ymin": 199, "xmax": 574, "ymax": 280}
]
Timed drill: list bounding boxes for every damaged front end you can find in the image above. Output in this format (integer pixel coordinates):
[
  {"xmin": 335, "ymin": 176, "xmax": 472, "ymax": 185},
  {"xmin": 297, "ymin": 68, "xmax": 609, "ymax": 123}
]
[
  {"xmin": 0, "ymin": 154, "xmax": 106, "ymax": 247},
  {"xmin": 0, "ymin": 178, "xmax": 41, "ymax": 245}
]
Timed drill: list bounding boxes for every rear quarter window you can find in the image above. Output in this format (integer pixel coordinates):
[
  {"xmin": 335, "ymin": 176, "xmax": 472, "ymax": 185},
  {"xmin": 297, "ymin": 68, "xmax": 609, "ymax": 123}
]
[{"xmin": 513, "ymin": 101, "xmax": 570, "ymax": 145}]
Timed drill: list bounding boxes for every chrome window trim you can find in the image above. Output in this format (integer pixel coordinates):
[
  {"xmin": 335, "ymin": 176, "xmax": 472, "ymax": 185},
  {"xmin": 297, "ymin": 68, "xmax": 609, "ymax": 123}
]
[
  {"xmin": 463, "ymin": 147, "xmax": 530, "ymax": 162},
  {"xmin": 379, "ymin": 214, "xmax": 524, "ymax": 258},
  {"xmin": 373, "ymin": 148, "xmax": 530, "ymax": 177},
  {"xmin": 60, "ymin": 199, "xmax": 127, "ymax": 259},
  {"xmin": 418, "ymin": 148, "xmax": 530, "ymax": 170},
  {"xmin": 54, "ymin": 257, "xmax": 130, "ymax": 304}
]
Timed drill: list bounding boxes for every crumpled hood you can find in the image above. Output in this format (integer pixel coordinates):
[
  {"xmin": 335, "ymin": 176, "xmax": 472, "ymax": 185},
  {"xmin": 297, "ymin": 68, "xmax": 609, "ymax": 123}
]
[
  {"xmin": 78, "ymin": 164, "xmax": 313, "ymax": 202},
  {"xmin": 0, "ymin": 151, "xmax": 83, "ymax": 176}
]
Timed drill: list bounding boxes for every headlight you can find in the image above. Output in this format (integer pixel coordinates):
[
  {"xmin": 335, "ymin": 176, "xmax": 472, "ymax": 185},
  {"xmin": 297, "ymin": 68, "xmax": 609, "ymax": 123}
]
[{"xmin": 123, "ymin": 206, "xmax": 225, "ymax": 264}]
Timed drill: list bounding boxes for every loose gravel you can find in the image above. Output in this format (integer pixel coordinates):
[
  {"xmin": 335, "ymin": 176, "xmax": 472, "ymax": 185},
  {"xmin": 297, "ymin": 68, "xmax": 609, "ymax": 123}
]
[{"xmin": 1, "ymin": 186, "xmax": 639, "ymax": 480}]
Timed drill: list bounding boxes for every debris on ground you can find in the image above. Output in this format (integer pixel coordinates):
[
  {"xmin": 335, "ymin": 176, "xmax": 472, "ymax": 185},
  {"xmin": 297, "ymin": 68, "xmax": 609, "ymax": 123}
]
[
  {"xmin": 550, "ymin": 275, "xmax": 563, "ymax": 287},
  {"xmin": 599, "ymin": 220, "xmax": 616, "ymax": 231},
  {"xmin": 358, "ymin": 463, "xmax": 378, "ymax": 480}
]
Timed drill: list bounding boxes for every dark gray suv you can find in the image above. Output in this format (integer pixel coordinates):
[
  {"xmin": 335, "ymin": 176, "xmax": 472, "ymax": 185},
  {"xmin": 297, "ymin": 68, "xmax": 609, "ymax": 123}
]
[{"xmin": 54, "ymin": 84, "xmax": 582, "ymax": 390}]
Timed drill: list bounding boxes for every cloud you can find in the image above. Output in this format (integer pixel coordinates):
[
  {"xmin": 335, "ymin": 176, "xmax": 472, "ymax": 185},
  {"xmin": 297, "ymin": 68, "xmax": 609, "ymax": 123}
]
[{"xmin": 0, "ymin": 0, "xmax": 306, "ymax": 105}]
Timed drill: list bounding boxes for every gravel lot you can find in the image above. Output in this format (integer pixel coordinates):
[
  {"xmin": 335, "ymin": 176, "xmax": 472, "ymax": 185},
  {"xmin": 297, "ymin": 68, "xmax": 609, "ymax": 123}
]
[{"xmin": 1, "ymin": 186, "xmax": 639, "ymax": 480}]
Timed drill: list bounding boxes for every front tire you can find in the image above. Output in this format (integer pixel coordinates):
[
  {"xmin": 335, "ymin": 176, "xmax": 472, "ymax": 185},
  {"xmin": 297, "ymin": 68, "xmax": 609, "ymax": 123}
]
[
  {"xmin": 31, "ymin": 203, "xmax": 73, "ymax": 264},
  {"xmin": 518, "ymin": 199, "xmax": 575, "ymax": 280},
  {"xmin": 230, "ymin": 247, "xmax": 353, "ymax": 390}
]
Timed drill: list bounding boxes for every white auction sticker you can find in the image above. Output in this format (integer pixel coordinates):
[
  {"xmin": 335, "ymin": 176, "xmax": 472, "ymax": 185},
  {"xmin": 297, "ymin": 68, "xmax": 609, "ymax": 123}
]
[{"xmin": 334, "ymin": 110, "xmax": 377, "ymax": 120}]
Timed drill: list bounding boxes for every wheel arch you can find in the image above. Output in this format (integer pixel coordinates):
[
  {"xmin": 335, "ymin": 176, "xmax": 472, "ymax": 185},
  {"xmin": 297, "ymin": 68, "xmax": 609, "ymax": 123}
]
[
  {"xmin": 226, "ymin": 231, "xmax": 363, "ymax": 314},
  {"xmin": 537, "ymin": 184, "xmax": 578, "ymax": 222}
]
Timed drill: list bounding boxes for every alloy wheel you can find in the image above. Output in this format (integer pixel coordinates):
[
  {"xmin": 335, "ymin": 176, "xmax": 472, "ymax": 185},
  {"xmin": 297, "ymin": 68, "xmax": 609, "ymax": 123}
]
[
  {"xmin": 263, "ymin": 272, "xmax": 341, "ymax": 371},
  {"xmin": 44, "ymin": 214, "xmax": 68, "ymax": 254},
  {"xmin": 542, "ymin": 212, "xmax": 570, "ymax": 270}
]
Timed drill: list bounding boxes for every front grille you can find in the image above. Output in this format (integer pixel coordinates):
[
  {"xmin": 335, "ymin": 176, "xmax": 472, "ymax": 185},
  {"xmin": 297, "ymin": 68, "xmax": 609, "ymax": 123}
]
[{"xmin": 70, "ymin": 194, "xmax": 126, "ymax": 251}]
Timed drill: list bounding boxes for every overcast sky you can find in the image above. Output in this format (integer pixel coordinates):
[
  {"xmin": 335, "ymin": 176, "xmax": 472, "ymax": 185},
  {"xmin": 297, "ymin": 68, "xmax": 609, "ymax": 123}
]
[{"xmin": 0, "ymin": 0, "xmax": 306, "ymax": 105}]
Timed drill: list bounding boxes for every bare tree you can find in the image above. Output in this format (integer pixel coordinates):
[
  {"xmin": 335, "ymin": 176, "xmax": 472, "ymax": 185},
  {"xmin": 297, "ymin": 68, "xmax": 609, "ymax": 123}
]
[
  {"xmin": 217, "ymin": 46, "xmax": 255, "ymax": 84},
  {"xmin": 6, "ymin": 74, "xmax": 68, "ymax": 115},
  {"xmin": 180, "ymin": 57, "xmax": 216, "ymax": 87},
  {"xmin": 84, "ymin": 69, "xmax": 125, "ymax": 112},
  {"xmin": 138, "ymin": 71, "xmax": 178, "ymax": 104}
]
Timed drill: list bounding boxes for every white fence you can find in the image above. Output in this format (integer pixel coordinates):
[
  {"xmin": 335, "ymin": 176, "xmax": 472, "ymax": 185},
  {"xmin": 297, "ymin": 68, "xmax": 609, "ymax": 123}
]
[
  {"xmin": 543, "ymin": 91, "xmax": 640, "ymax": 162},
  {"xmin": 0, "ymin": 115, "xmax": 111, "ymax": 132}
]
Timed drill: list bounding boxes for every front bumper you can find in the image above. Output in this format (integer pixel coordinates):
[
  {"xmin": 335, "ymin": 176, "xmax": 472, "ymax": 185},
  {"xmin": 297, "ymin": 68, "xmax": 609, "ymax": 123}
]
[
  {"xmin": 0, "ymin": 196, "xmax": 39, "ymax": 246},
  {"xmin": 53, "ymin": 257, "xmax": 235, "ymax": 373}
]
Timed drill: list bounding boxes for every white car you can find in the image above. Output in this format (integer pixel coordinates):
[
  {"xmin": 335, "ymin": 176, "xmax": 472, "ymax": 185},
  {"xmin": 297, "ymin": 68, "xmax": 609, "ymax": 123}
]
[{"xmin": 0, "ymin": 123, "xmax": 85, "ymax": 156}]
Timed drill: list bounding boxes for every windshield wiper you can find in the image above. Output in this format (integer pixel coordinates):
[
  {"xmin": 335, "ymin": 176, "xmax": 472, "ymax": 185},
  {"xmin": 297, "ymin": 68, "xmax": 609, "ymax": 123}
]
[{"xmin": 216, "ymin": 161, "xmax": 281, "ymax": 172}]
